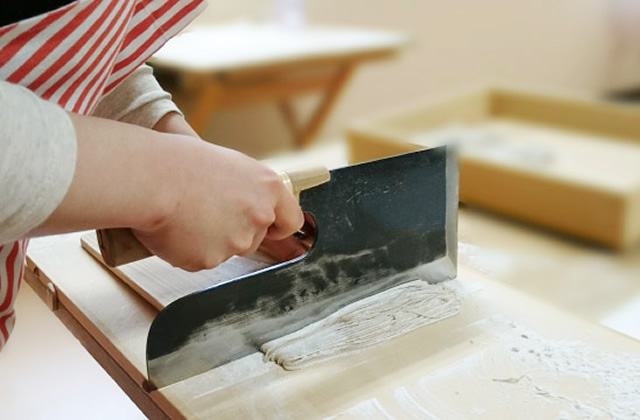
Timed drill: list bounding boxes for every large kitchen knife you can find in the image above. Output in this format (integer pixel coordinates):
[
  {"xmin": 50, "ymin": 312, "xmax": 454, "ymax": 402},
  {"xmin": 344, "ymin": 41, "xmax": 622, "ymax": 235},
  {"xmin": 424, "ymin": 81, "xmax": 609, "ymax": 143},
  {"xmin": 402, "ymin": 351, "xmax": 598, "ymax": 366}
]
[{"xmin": 143, "ymin": 146, "xmax": 458, "ymax": 388}]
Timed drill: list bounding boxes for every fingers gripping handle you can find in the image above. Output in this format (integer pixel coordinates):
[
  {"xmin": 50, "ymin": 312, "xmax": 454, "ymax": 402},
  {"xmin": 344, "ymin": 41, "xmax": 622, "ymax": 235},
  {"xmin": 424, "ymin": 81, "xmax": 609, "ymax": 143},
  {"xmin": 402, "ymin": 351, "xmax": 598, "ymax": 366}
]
[{"xmin": 97, "ymin": 166, "xmax": 330, "ymax": 267}]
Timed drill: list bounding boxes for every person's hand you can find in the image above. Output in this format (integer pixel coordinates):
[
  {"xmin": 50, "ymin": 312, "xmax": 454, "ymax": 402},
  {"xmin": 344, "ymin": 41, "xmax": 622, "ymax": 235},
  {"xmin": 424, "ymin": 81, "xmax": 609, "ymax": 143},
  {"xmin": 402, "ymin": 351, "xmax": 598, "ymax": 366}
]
[
  {"xmin": 148, "ymin": 112, "xmax": 306, "ymax": 269},
  {"xmin": 258, "ymin": 212, "xmax": 316, "ymax": 262},
  {"xmin": 131, "ymin": 140, "xmax": 304, "ymax": 271},
  {"xmin": 35, "ymin": 113, "xmax": 303, "ymax": 272}
]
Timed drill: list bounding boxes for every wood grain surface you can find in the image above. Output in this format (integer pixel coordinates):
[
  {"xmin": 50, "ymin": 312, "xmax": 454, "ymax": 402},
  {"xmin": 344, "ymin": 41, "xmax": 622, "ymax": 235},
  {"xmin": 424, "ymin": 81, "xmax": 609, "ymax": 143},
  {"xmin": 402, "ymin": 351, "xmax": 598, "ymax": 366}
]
[
  {"xmin": 81, "ymin": 232, "xmax": 269, "ymax": 310},
  {"xmin": 26, "ymin": 214, "xmax": 640, "ymax": 419}
]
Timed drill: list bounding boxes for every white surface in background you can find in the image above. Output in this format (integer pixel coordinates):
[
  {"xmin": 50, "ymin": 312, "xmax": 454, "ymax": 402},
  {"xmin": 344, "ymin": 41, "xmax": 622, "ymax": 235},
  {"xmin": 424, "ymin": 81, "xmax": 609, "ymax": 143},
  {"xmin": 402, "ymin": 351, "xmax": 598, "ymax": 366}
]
[
  {"xmin": 0, "ymin": 284, "xmax": 144, "ymax": 420},
  {"xmin": 150, "ymin": 21, "xmax": 408, "ymax": 71},
  {"xmin": 601, "ymin": 296, "xmax": 640, "ymax": 340}
]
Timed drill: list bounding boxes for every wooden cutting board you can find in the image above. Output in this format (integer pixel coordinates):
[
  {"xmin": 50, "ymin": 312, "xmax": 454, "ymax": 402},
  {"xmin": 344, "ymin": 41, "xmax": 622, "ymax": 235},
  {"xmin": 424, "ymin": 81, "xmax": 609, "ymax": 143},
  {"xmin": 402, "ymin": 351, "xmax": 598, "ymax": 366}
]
[{"xmin": 27, "ymin": 231, "xmax": 640, "ymax": 419}]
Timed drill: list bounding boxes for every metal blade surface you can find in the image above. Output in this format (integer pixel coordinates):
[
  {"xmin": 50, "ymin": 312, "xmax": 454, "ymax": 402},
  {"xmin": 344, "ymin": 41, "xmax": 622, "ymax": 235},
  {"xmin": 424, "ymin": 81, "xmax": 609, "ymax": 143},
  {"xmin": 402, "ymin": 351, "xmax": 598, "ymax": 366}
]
[{"xmin": 147, "ymin": 146, "xmax": 458, "ymax": 388}]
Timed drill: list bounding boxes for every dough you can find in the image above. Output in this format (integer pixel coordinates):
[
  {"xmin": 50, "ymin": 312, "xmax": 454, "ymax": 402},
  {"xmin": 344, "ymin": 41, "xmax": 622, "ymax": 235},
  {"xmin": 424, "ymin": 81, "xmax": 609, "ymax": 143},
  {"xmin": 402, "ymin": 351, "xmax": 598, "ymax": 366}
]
[{"xmin": 261, "ymin": 280, "xmax": 460, "ymax": 370}]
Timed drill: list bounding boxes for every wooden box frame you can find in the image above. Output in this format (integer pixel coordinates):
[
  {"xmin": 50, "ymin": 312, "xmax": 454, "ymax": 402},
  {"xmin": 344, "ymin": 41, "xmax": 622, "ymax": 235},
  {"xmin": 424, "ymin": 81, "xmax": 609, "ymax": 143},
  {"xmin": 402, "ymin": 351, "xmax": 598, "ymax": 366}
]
[{"xmin": 347, "ymin": 88, "xmax": 640, "ymax": 249}]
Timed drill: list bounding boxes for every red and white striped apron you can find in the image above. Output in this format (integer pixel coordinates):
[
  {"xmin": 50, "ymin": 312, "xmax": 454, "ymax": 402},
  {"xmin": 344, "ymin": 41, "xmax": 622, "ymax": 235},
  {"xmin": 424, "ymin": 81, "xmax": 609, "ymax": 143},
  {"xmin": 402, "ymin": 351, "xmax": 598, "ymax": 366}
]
[{"xmin": 0, "ymin": 0, "xmax": 205, "ymax": 350}]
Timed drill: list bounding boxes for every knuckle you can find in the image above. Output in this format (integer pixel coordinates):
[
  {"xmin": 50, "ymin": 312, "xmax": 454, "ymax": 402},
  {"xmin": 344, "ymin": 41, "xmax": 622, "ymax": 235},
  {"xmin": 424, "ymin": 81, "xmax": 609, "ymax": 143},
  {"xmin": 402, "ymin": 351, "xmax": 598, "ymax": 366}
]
[
  {"xmin": 282, "ymin": 210, "xmax": 304, "ymax": 235},
  {"xmin": 169, "ymin": 257, "xmax": 200, "ymax": 273},
  {"xmin": 251, "ymin": 208, "xmax": 276, "ymax": 227},
  {"xmin": 182, "ymin": 263, "xmax": 202, "ymax": 273},
  {"xmin": 292, "ymin": 209, "xmax": 305, "ymax": 229},
  {"xmin": 228, "ymin": 235, "xmax": 252, "ymax": 255},
  {"xmin": 263, "ymin": 170, "xmax": 284, "ymax": 194},
  {"xmin": 263, "ymin": 168, "xmax": 281, "ymax": 184},
  {"xmin": 201, "ymin": 255, "xmax": 222, "ymax": 270}
]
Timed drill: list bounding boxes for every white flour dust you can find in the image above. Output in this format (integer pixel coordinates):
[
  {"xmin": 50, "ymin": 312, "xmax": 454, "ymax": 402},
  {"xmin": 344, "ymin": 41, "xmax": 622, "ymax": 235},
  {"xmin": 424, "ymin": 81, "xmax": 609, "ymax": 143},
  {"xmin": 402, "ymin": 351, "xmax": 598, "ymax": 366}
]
[
  {"xmin": 325, "ymin": 317, "xmax": 640, "ymax": 419},
  {"xmin": 416, "ymin": 318, "xmax": 640, "ymax": 419}
]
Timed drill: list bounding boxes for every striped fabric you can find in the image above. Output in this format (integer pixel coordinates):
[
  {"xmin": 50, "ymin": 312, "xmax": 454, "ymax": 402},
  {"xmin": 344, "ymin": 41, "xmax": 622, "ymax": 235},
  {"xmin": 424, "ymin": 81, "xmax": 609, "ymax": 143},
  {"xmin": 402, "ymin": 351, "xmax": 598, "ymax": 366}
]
[
  {"xmin": 0, "ymin": 242, "xmax": 28, "ymax": 349},
  {"xmin": 0, "ymin": 0, "xmax": 205, "ymax": 350}
]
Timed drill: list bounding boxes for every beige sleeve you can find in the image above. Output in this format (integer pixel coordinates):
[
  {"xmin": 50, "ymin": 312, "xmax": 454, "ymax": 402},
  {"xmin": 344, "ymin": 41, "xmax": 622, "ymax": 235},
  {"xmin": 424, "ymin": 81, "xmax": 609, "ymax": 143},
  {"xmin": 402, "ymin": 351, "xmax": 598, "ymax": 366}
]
[
  {"xmin": 0, "ymin": 81, "xmax": 77, "ymax": 245},
  {"xmin": 91, "ymin": 64, "xmax": 181, "ymax": 129}
]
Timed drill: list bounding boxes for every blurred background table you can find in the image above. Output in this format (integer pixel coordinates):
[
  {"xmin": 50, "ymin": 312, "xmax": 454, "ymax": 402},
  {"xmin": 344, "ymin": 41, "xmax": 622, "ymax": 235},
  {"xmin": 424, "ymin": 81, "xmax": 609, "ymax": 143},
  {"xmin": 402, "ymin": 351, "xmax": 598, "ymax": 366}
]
[{"xmin": 149, "ymin": 22, "xmax": 407, "ymax": 147}]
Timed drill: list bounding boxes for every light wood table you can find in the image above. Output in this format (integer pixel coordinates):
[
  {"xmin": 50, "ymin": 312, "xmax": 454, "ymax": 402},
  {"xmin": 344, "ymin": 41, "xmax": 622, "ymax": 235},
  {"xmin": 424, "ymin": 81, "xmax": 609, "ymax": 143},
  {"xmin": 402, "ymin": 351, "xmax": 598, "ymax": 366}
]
[
  {"xmin": 24, "ymin": 233, "xmax": 640, "ymax": 419},
  {"xmin": 23, "ymin": 143, "xmax": 640, "ymax": 418},
  {"xmin": 458, "ymin": 205, "xmax": 640, "ymax": 329},
  {"xmin": 149, "ymin": 22, "xmax": 408, "ymax": 146}
]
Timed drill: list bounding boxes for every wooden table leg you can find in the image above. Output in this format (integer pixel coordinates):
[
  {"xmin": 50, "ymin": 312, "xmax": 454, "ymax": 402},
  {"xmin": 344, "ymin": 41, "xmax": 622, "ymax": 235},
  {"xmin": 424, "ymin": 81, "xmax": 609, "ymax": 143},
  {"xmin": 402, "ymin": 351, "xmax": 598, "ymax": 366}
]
[
  {"xmin": 297, "ymin": 64, "xmax": 355, "ymax": 147},
  {"xmin": 278, "ymin": 101, "xmax": 302, "ymax": 145},
  {"xmin": 186, "ymin": 76, "xmax": 226, "ymax": 136},
  {"xmin": 187, "ymin": 64, "xmax": 355, "ymax": 146}
]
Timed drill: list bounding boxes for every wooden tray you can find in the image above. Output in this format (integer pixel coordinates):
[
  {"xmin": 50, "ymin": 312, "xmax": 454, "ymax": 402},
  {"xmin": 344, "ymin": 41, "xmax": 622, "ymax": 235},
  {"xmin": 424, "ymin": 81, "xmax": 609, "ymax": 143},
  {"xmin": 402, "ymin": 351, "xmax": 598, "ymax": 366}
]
[{"xmin": 348, "ymin": 88, "xmax": 640, "ymax": 249}]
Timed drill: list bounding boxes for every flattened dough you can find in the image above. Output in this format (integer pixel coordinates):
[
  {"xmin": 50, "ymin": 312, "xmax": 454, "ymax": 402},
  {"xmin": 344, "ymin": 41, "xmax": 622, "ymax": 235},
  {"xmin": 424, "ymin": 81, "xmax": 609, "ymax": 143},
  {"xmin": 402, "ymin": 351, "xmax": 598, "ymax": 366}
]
[{"xmin": 261, "ymin": 280, "xmax": 460, "ymax": 369}]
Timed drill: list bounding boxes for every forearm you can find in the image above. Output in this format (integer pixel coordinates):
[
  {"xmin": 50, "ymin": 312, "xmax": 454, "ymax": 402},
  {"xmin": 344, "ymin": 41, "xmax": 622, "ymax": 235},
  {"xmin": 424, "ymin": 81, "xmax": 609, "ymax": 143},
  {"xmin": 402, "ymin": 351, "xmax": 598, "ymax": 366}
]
[
  {"xmin": 2, "ymin": 63, "xmax": 302, "ymax": 271},
  {"xmin": 33, "ymin": 110, "xmax": 303, "ymax": 271},
  {"xmin": 31, "ymin": 114, "xmax": 191, "ymax": 236}
]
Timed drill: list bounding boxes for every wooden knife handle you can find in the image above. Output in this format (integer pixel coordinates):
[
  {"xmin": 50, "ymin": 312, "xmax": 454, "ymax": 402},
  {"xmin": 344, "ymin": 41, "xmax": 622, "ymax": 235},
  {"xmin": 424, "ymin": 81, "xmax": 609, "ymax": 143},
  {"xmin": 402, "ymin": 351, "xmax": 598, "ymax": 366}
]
[
  {"xmin": 96, "ymin": 227, "xmax": 152, "ymax": 267},
  {"xmin": 97, "ymin": 166, "xmax": 330, "ymax": 267}
]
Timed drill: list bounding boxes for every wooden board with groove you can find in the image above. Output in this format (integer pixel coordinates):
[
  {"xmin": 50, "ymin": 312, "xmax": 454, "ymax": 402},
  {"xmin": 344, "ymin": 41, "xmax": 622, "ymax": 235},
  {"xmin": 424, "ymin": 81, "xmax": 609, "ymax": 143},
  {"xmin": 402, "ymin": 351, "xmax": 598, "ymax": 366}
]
[
  {"xmin": 80, "ymin": 232, "xmax": 269, "ymax": 310},
  {"xmin": 26, "ymin": 231, "xmax": 640, "ymax": 419}
]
